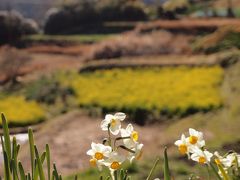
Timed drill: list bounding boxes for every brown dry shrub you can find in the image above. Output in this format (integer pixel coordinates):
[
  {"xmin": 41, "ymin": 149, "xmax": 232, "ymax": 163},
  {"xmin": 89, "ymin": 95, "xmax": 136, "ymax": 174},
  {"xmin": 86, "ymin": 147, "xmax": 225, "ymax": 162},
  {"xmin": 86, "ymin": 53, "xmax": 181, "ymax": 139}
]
[
  {"xmin": 193, "ymin": 26, "xmax": 240, "ymax": 53},
  {"xmin": 88, "ymin": 31, "xmax": 192, "ymax": 60},
  {"xmin": 0, "ymin": 46, "xmax": 32, "ymax": 85}
]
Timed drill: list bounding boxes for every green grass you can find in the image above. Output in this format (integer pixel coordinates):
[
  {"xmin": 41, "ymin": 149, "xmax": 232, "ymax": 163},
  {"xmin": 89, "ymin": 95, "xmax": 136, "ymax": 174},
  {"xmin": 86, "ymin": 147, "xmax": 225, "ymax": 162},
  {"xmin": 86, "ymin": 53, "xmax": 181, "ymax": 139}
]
[
  {"xmin": 23, "ymin": 34, "xmax": 115, "ymax": 44},
  {"xmin": 59, "ymin": 66, "xmax": 223, "ymax": 122}
]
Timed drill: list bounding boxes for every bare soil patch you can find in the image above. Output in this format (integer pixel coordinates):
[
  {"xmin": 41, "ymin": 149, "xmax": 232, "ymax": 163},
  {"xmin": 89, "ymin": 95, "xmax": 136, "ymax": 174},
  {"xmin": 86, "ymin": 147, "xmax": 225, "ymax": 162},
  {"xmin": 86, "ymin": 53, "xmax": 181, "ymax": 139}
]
[{"xmin": 18, "ymin": 110, "xmax": 169, "ymax": 175}]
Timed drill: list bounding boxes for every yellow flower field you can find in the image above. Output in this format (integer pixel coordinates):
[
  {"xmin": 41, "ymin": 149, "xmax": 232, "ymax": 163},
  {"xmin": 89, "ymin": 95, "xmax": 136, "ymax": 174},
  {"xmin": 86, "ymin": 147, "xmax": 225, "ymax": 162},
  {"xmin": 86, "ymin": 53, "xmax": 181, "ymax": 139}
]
[
  {"xmin": 0, "ymin": 96, "xmax": 45, "ymax": 126},
  {"xmin": 60, "ymin": 66, "xmax": 223, "ymax": 120}
]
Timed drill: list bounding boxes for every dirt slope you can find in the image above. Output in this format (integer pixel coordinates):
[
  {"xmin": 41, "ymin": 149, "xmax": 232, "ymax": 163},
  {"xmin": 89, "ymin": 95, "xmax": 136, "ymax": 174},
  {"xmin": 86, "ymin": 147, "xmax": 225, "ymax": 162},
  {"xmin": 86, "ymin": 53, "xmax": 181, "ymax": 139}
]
[{"xmin": 18, "ymin": 110, "xmax": 169, "ymax": 175}]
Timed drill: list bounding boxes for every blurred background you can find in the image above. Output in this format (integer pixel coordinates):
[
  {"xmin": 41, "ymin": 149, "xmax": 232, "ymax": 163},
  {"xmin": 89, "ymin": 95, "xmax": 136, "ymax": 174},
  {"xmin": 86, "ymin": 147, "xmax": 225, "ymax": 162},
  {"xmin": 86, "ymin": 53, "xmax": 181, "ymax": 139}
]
[{"xmin": 0, "ymin": 0, "xmax": 240, "ymax": 179}]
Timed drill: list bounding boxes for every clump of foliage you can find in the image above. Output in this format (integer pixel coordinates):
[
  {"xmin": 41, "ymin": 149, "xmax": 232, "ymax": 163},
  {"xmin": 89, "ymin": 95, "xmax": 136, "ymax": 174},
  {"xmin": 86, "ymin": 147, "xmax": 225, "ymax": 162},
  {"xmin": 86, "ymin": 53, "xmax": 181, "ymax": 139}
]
[
  {"xmin": 0, "ymin": 96, "xmax": 45, "ymax": 126},
  {"xmin": 0, "ymin": 10, "xmax": 38, "ymax": 44},
  {"xmin": 59, "ymin": 66, "xmax": 223, "ymax": 124},
  {"xmin": 44, "ymin": 0, "xmax": 147, "ymax": 34},
  {"xmin": 0, "ymin": 113, "xmax": 62, "ymax": 179},
  {"xmin": 25, "ymin": 76, "xmax": 74, "ymax": 105}
]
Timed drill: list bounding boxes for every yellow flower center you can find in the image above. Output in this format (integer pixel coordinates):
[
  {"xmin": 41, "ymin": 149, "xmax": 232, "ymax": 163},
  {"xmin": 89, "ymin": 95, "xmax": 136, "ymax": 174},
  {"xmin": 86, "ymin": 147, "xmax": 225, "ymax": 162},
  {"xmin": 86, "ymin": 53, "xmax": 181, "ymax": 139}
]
[
  {"xmin": 95, "ymin": 152, "xmax": 104, "ymax": 160},
  {"xmin": 111, "ymin": 119, "xmax": 117, "ymax": 127},
  {"xmin": 131, "ymin": 131, "xmax": 139, "ymax": 141},
  {"xmin": 198, "ymin": 156, "xmax": 206, "ymax": 164},
  {"xmin": 136, "ymin": 150, "xmax": 143, "ymax": 160},
  {"xmin": 110, "ymin": 161, "xmax": 120, "ymax": 170},
  {"xmin": 189, "ymin": 136, "xmax": 198, "ymax": 144},
  {"xmin": 215, "ymin": 159, "xmax": 221, "ymax": 165},
  {"xmin": 178, "ymin": 144, "xmax": 187, "ymax": 155},
  {"xmin": 89, "ymin": 159, "xmax": 96, "ymax": 166}
]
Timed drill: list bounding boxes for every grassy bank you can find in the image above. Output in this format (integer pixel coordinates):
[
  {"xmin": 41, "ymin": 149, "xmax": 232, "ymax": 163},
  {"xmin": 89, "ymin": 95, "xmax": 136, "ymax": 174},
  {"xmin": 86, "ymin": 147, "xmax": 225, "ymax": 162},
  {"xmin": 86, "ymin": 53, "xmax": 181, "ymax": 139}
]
[{"xmin": 22, "ymin": 34, "xmax": 115, "ymax": 44}]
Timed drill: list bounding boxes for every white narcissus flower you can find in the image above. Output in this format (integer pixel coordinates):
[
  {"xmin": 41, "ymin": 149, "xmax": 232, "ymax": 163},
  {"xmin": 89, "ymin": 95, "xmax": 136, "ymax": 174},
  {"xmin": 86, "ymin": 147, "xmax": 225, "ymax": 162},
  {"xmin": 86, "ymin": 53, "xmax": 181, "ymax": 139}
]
[
  {"xmin": 175, "ymin": 134, "xmax": 191, "ymax": 156},
  {"xmin": 187, "ymin": 128, "xmax": 205, "ymax": 148},
  {"xmin": 190, "ymin": 148, "xmax": 213, "ymax": 164},
  {"xmin": 103, "ymin": 152, "xmax": 125, "ymax": 171},
  {"xmin": 220, "ymin": 153, "xmax": 240, "ymax": 168},
  {"xmin": 101, "ymin": 112, "xmax": 126, "ymax": 135},
  {"xmin": 120, "ymin": 124, "xmax": 139, "ymax": 148},
  {"xmin": 214, "ymin": 151, "xmax": 232, "ymax": 168},
  {"xmin": 128, "ymin": 143, "xmax": 144, "ymax": 163},
  {"xmin": 86, "ymin": 142, "xmax": 112, "ymax": 170}
]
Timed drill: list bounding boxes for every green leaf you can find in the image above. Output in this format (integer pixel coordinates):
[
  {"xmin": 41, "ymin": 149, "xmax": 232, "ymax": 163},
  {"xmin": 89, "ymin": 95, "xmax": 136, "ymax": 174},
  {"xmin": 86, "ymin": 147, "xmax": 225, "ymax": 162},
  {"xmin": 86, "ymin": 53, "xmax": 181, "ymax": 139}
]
[
  {"xmin": 11, "ymin": 159, "xmax": 19, "ymax": 180},
  {"xmin": 164, "ymin": 147, "xmax": 171, "ymax": 180},
  {"xmin": 46, "ymin": 144, "xmax": 51, "ymax": 180},
  {"xmin": 123, "ymin": 170, "xmax": 129, "ymax": 180},
  {"xmin": 120, "ymin": 169, "xmax": 124, "ymax": 180},
  {"xmin": 34, "ymin": 146, "xmax": 45, "ymax": 180},
  {"xmin": 16, "ymin": 145, "xmax": 20, "ymax": 156},
  {"xmin": 217, "ymin": 163, "xmax": 230, "ymax": 180},
  {"xmin": 210, "ymin": 162, "xmax": 222, "ymax": 180},
  {"xmin": 27, "ymin": 173, "xmax": 31, "ymax": 180},
  {"xmin": 28, "ymin": 129, "xmax": 35, "ymax": 179},
  {"xmin": 2, "ymin": 113, "xmax": 12, "ymax": 161},
  {"xmin": 113, "ymin": 170, "xmax": 118, "ymax": 180},
  {"xmin": 74, "ymin": 175, "xmax": 78, "ymax": 180},
  {"xmin": 53, "ymin": 163, "xmax": 60, "ymax": 180},
  {"xmin": 146, "ymin": 156, "xmax": 160, "ymax": 180},
  {"xmin": 12, "ymin": 137, "xmax": 18, "ymax": 179},
  {"xmin": 41, "ymin": 152, "xmax": 46, "ymax": 163},
  {"xmin": 3, "ymin": 151, "xmax": 12, "ymax": 180},
  {"xmin": 33, "ymin": 159, "xmax": 39, "ymax": 180},
  {"xmin": 18, "ymin": 162, "xmax": 26, "ymax": 180}
]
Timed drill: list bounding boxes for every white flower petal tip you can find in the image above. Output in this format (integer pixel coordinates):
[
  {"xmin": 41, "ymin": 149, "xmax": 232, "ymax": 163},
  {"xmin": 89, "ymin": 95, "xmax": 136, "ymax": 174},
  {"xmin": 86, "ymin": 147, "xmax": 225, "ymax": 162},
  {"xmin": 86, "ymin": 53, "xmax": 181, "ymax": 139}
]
[{"xmin": 100, "ymin": 113, "xmax": 126, "ymax": 135}]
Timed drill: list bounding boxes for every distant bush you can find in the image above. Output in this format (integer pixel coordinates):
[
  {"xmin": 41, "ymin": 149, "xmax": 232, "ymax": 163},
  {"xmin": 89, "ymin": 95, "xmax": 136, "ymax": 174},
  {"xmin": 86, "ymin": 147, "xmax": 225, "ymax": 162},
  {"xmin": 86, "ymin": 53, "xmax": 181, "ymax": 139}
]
[
  {"xmin": 44, "ymin": 1, "xmax": 99, "ymax": 34},
  {"xmin": 44, "ymin": 0, "xmax": 147, "ymax": 34},
  {"xmin": 0, "ymin": 96, "xmax": 45, "ymax": 126},
  {"xmin": 59, "ymin": 66, "xmax": 223, "ymax": 124},
  {"xmin": 96, "ymin": 0, "xmax": 147, "ymax": 22},
  {"xmin": 0, "ymin": 10, "xmax": 39, "ymax": 44},
  {"xmin": 25, "ymin": 76, "xmax": 74, "ymax": 105}
]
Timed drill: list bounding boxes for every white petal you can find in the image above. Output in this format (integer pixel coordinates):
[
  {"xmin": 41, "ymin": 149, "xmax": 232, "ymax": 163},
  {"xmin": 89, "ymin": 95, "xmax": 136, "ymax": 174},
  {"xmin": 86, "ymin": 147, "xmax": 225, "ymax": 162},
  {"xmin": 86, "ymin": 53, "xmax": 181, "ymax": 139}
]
[
  {"xmin": 114, "ymin": 112, "xmax": 126, "ymax": 121},
  {"xmin": 174, "ymin": 140, "xmax": 182, "ymax": 146},
  {"xmin": 91, "ymin": 142, "xmax": 97, "ymax": 149},
  {"xmin": 105, "ymin": 114, "xmax": 114, "ymax": 121},
  {"xmin": 101, "ymin": 120, "xmax": 109, "ymax": 131},
  {"xmin": 86, "ymin": 149, "xmax": 94, "ymax": 156},
  {"xmin": 126, "ymin": 124, "xmax": 133, "ymax": 133},
  {"xmin": 110, "ymin": 121, "xmax": 121, "ymax": 135},
  {"xmin": 120, "ymin": 128, "xmax": 129, "ymax": 137},
  {"xmin": 198, "ymin": 140, "xmax": 205, "ymax": 147},
  {"xmin": 181, "ymin": 134, "xmax": 186, "ymax": 141},
  {"xmin": 189, "ymin": 128, "xmax": 196, "ymax": 136}
]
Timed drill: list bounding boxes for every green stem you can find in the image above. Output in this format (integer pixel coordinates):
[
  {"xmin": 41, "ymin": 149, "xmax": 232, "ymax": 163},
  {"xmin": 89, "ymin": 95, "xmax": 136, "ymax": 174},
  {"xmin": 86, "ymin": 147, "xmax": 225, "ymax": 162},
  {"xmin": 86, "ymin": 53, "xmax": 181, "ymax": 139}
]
[
  {"xmin": 107, "ymin": 125, "xmax": 112, "ymax": 148},
  {"xmin": 210, "ymin": 162, "xmax": 222, "ymax": 180},
  {"xmin": 114, "ymin": 137, "xmax": 130, "ymax": 150},
  {"xmin": 217, "ymin": 163, "xmax": 230, "ymax": 180},
  {"xmin": 146, "ymin": 157, "xmax": 160, "ymax": 180},
  {"xmin": 206, "ymin": 165, "xmax": 210, "ymax": 180}
]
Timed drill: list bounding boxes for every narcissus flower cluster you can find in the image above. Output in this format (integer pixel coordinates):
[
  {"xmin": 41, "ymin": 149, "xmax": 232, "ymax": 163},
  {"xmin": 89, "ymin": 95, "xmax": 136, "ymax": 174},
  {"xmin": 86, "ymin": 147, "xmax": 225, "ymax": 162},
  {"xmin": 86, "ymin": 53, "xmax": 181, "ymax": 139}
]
[
  {"xmin": 175, "ymin": 128, "xmax": 240, "ymax": 179},
  {"xmin": 87, "ymin": 112, "xmax": 143, "ymax": 172},
  {"xmin": 175, "ymin": 128, "xmax": 212, "ymax": 164}
]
